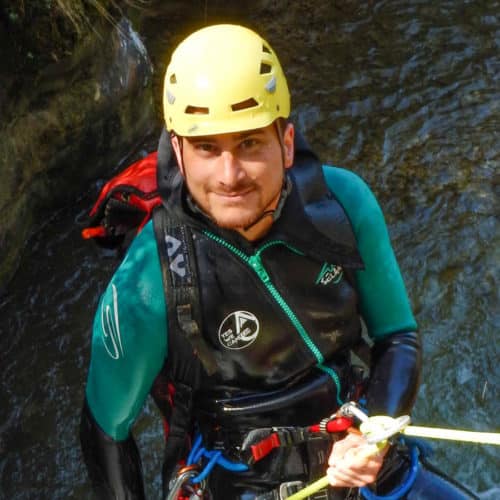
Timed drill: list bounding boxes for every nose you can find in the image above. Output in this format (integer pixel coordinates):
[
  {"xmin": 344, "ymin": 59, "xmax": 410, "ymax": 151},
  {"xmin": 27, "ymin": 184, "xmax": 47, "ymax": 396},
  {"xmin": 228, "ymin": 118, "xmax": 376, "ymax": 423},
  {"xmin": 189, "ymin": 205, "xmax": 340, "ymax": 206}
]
[{"xmin": 219, "ymin": 151, "xmax": 245, "ymax": 187}]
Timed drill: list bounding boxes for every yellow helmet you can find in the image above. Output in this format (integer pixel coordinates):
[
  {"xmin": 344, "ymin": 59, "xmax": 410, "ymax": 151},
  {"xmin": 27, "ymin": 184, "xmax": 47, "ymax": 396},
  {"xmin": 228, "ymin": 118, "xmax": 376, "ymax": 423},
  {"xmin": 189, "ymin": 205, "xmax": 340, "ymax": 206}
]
[{"xmin": 163, "ymin": 24, "xmax": 290, "ymax": 136}]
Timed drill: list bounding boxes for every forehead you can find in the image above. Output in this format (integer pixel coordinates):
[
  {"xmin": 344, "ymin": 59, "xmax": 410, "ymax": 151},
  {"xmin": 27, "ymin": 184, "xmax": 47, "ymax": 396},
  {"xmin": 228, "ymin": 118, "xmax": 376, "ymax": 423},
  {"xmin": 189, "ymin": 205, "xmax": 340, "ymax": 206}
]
[{"xmin": 184, "ymin": 124, "xmax": 275, "ymax": 144}]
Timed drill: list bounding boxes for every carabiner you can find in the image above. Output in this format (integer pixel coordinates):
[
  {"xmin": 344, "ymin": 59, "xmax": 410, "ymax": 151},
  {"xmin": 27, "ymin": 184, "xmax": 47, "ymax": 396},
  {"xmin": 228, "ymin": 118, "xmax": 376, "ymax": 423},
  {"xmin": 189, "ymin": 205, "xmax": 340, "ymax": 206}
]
[
  {"xmin": 165, "ymin": 466, "xmax": 206, "ymax": 500},
  {"xmin": 338, "ymin": 401, "xmax": 370, "ymax": 423}
]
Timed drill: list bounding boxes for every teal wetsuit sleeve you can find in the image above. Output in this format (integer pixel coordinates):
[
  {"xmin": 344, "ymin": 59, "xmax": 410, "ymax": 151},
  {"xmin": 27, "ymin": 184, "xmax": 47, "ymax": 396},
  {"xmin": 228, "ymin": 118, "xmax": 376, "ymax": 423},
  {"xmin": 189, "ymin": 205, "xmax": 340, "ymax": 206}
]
[
  {"xmin": 322, "ymin": 166, "xmax": 417, "ymax": 339},
  {"xmin": 85, "ymin": 221, "xmax": 167, "ymax": 440}
]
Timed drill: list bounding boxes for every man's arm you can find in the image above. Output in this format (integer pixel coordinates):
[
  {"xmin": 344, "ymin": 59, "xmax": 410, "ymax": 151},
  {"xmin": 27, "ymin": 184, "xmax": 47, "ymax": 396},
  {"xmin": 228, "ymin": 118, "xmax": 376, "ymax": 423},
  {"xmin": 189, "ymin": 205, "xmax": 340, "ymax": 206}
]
[
  {"xmin": 323, "ymin": 165, "xmax": 420, "ymax": 413},
  {"xmin": 80, "ymin": 401, "xmax": 145, "ymax": 499},
  {"xmin": 365, "ymin": 330, "xmax": 421, "ymax": 416},
  {"xmin": 80, "ymin": 221, "xmax": 167, "ymax": 499},
  {"xmin": 323, "ymin": 166, "xmax": 421, "ymax": 487},
  {"xmin": 342, "ymin": 171, "xmax": 421, "ymax": 415}
]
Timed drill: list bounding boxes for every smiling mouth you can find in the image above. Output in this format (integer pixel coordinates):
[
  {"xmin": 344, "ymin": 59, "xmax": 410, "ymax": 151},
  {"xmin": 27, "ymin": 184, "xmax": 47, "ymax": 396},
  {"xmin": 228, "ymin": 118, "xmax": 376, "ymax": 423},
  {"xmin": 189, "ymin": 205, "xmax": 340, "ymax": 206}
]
[{"xmin": 214, "ymin": 188, "xmax": 253, "ymax": 199}]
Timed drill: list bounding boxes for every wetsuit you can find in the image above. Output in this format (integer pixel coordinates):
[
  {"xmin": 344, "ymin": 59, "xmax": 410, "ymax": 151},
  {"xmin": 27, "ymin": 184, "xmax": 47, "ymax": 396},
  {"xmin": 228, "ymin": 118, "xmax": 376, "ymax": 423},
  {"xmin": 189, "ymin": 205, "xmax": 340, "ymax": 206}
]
[{"xmin": 80, "ymin": 134, "xmax": 473, "ymax": 498}]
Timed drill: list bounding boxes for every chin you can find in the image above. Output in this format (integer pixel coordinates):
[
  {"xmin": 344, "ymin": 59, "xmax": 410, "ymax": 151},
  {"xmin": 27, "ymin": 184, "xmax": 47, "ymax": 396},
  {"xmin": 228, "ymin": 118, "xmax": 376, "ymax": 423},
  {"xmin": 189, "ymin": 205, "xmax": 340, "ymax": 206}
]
[{"xmin": 212, "ymin": 210, "xmax": 259, "ymax": 230}]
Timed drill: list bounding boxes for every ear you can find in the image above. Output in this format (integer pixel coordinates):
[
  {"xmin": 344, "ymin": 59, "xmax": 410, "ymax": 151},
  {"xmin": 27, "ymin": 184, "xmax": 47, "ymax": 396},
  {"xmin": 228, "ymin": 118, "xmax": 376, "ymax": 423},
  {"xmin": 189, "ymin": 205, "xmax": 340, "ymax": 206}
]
[
  {"xmin": 282, "ymin": 123, "xmax": 295, "ymax": 169},
  {"xmin": 170, "ymin": 134, "xmax": 185, "ymax": 176}
]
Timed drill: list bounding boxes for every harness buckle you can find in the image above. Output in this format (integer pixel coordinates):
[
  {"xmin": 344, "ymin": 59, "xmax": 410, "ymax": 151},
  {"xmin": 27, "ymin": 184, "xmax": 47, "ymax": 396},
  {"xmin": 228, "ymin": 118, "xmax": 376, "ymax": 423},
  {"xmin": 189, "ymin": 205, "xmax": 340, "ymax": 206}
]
[
  {"xmin": 279, "ymin": 481, "xmax": 305, "ymax": 499},
  {"xmin": 250, "ymin": 432, "xmax": 281, "ymax": 462},
  {"xmin": 241, "ymin": 427, "xmax": 310, "ymax": 465}
]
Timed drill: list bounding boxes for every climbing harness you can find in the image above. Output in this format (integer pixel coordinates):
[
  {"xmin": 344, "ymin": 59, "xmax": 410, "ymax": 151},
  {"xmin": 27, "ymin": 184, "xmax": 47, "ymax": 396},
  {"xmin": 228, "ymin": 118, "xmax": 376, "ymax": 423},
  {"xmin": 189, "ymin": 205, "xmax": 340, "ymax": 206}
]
[
  {"xmin": 163, "ymin": 400, "xmax": 497, "ymax": 499},
  {"xmin": 165, "ymin": 414, "xmax": 353, "ymax": 499}
]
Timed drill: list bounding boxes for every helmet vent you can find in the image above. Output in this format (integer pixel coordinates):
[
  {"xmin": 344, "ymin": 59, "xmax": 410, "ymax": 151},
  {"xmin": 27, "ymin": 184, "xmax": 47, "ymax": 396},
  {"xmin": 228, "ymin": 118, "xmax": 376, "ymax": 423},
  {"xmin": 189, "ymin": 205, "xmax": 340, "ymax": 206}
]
[
  {"xmin": 231, "ymin": 98, "xmax": 259, "ymax": 112},
  {"xmin": 185, "ymin": 105, "xmax": 209, "ymax": 114},
  {"xmin": 260, "ymin": 63, "xmax": 272, "ymax": 74},
  {"xmin": 262, "ymin": 44, "xmax": 271, "ymax": 54}
]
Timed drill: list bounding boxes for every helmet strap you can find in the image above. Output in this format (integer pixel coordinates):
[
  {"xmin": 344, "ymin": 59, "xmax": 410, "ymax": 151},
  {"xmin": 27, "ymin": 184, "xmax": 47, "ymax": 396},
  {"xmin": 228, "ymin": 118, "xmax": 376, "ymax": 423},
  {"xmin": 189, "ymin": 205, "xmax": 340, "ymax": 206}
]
[
  {"xmin": 170, "ymin": 132, "xmax": 186, "ymax": 175},
  {"xmin": 242, "ymin": 175, "xmax": 292, "ymax": 230}
]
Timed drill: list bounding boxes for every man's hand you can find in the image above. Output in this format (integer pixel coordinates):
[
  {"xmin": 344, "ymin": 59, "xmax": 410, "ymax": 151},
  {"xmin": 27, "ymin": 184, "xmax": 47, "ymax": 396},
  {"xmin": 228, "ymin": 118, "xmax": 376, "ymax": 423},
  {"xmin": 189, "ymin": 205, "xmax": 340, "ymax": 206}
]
[{"xmin": 326, "ymin": 432, "xmax": 388, "ymax": 488}]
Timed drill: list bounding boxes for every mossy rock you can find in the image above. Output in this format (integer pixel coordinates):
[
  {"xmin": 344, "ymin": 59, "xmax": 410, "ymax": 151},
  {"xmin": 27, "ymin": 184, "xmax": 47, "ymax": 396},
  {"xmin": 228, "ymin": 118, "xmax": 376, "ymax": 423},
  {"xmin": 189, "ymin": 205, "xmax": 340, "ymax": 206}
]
[{"xmin": 0, "ymin": 16, "xmax": 155, "ymax": 291}]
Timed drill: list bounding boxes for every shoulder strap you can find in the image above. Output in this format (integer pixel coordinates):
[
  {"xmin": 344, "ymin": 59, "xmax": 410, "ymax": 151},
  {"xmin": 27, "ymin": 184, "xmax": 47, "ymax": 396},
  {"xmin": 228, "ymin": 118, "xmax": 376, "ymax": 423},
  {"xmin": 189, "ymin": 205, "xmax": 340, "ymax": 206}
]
[
  {"xmin": 152, "ymin": 206, "xmax": 220, "ymax": 489},
  {"xmin": 152, "ymin": 206, "xmax": 218, "ymax": 380}
]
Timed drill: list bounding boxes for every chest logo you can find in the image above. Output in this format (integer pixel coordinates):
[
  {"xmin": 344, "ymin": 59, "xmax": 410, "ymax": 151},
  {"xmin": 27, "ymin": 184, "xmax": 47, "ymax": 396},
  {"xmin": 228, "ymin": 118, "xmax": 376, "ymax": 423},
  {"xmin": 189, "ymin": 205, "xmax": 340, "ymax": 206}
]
[
  {"xmin": 165, "ymin": 234, "xmax": 186, "ymax": 278},
  {"xmin": 218, "ymin": 311, "xmax": 260, "ymax": 350},
  {"xmin": 315, "ymin": 263, "xmax": 343, "ymax": 286}
]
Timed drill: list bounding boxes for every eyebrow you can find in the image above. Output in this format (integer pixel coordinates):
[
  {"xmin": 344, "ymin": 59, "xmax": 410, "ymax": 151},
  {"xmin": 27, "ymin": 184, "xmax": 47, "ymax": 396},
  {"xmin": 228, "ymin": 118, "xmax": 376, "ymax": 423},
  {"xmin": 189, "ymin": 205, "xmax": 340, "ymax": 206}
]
[
  {"xmin": 187, "ymin": 129, "xmax": 265, "ymax": 143},
  {"xmin": 236, "ymin": 129, "xmax": 265, "ymax": 139}
]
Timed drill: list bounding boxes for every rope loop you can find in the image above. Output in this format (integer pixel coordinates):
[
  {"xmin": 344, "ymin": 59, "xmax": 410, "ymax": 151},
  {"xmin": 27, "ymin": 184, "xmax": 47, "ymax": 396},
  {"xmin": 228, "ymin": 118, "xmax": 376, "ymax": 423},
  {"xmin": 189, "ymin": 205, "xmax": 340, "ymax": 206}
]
[{"xmin": 186, "ymin": 432, "xmax": 249, "ymax": 484}]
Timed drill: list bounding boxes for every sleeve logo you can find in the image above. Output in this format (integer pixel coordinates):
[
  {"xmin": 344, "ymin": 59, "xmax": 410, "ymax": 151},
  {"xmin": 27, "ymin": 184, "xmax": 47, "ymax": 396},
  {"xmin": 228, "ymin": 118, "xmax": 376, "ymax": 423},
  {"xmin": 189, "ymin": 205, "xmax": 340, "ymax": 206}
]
[{"xmin": 100, "ymin": 284, "xmax": 125, "ymax": 360}]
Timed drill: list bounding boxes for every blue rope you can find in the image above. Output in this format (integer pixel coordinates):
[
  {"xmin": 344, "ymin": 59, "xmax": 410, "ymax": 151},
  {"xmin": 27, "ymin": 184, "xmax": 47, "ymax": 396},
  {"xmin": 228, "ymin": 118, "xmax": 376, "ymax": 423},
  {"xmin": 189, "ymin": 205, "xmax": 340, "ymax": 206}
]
[
  {"xmin": 360, "ymin": 444, "xmax": 420, "ymax": 500},
  {"xmin": 186, "ymin": 433, "xmax": 203, "ymax": 465},
  {"xmin": 186, "ymin": 432, "xmax": 249, "ymax": 484},
  {"xmin": 401, "ymin": 435, "xmax": 433, "ymax": 459}
]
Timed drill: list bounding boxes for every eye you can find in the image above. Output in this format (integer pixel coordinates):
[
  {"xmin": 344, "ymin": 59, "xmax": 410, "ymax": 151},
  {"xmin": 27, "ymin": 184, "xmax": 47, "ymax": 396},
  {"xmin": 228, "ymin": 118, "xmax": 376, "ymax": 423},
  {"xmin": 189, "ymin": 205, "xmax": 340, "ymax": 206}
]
[
  {"xmin": 240, "ymin": 137, "xmax": 260, "ymax": 150},
  {"xmin": 195, "ymin": 142, "xmax": 217, "ymax": 154}
]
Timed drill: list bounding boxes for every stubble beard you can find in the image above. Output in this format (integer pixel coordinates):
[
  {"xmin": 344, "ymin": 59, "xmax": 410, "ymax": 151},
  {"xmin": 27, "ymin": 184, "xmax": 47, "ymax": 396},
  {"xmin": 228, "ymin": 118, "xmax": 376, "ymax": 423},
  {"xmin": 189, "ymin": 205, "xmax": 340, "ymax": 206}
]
[
  {"xmin": 210, "ymin": 206, "xmax": 262, "ymax": 231},
  {"xmin": 210, "ymin": 189, "xmax": 278, "ymax": 231}
]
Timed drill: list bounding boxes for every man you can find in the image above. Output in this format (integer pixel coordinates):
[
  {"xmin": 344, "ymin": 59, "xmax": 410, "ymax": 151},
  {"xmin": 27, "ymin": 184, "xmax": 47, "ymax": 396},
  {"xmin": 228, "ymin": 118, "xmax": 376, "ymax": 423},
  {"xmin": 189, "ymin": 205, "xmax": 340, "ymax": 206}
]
[{"xmin": 80, "ymin": 25, "xmax": 472, "ymax": 499}]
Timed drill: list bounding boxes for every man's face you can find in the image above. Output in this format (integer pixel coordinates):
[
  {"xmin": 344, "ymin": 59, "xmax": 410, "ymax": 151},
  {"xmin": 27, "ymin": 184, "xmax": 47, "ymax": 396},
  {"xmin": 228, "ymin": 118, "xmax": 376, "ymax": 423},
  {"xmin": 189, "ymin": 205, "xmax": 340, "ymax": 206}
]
[{"xmin": 172, "ymin": 123, "xmax": 294, "ymax": 236}]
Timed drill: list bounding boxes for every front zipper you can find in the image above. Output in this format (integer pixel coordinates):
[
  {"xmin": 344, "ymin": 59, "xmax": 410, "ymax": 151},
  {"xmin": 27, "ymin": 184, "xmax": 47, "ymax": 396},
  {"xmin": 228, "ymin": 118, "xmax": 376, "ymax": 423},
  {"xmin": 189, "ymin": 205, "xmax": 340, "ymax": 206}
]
[{"xmin": 203, "ymin": 230, "xmax": 343, "ymax": 405}]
